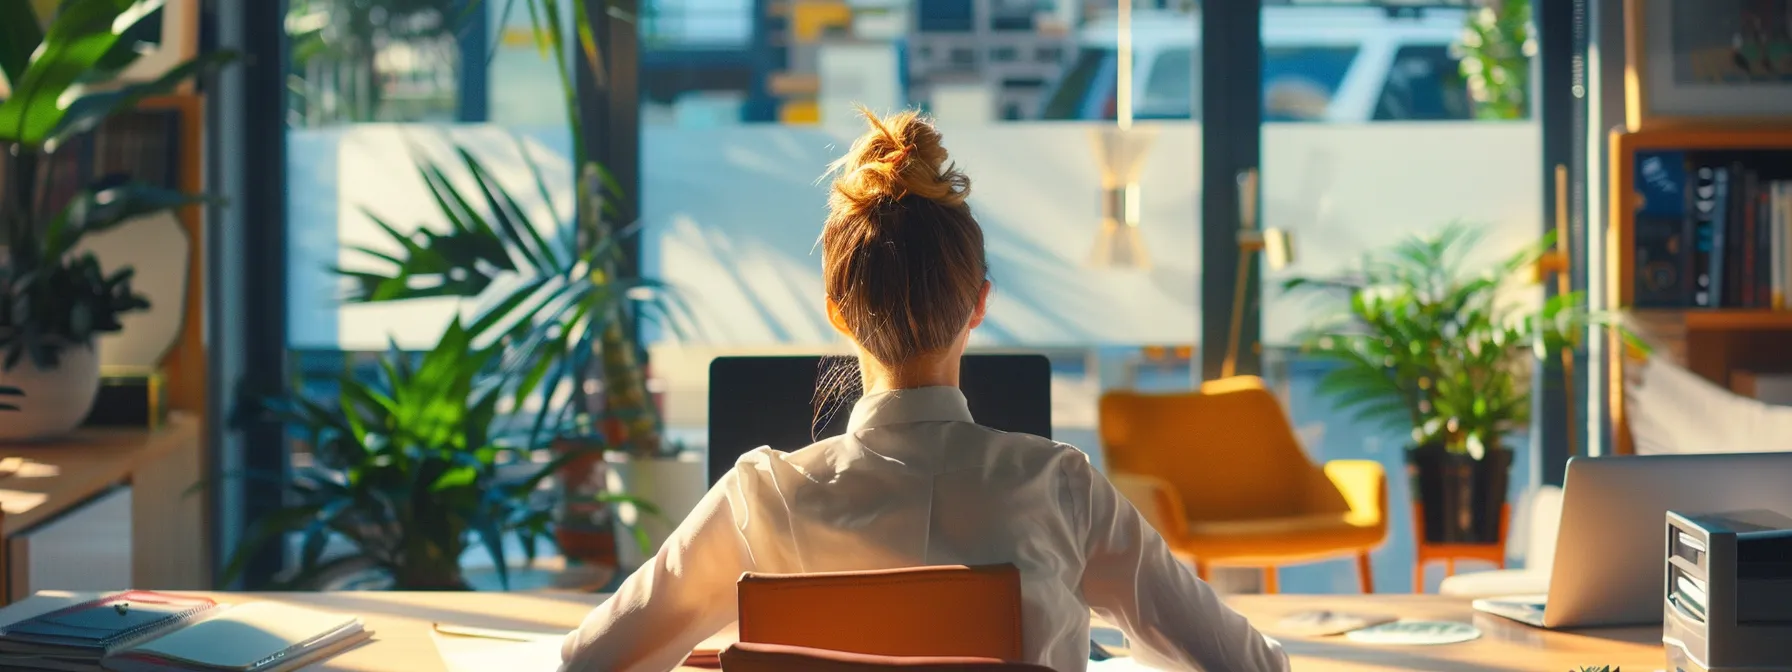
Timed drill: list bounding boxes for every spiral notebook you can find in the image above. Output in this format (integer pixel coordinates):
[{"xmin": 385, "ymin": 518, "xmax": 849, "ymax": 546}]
[
  {"xmin": 102, "ymin": 602, "xmax": 369, "ymax": 672},
  {"xmin": 0, "ymin": 591, "xmax": 219, "ymax": 670}
]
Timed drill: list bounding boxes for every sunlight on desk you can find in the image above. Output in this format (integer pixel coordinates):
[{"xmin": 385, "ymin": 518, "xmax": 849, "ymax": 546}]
[{"xmin": 431, "ymin": 630, "xmax": 561, "ymax": 672}]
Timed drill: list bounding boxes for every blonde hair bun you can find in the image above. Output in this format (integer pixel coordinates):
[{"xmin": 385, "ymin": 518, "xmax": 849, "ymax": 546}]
[{"xmin": 827, "ymin": 107, "xmax": 970, "ymax": 214}]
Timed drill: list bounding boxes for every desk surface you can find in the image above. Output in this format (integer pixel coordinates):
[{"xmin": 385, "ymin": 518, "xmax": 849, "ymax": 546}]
[
  {"xmin": 0, "ymin": 414, "xmax": 200, "ymax": 536},
  {"xmin": 8, "ymin": 591, "xmax": 1657, "ymax": 672}
]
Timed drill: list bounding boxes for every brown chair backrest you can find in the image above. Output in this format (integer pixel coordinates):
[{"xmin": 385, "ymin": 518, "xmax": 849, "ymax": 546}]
[
  {"xmin": 736, "ymin": 564, "xmax": 1023, "ymax": 660},
  {"xmin": 719, "ymin": 642, "xmax": 1053, "ymax": 672},
  {"xmin": 1100, "ymin": 376, "xmax": 1337, "ymax": 522}
]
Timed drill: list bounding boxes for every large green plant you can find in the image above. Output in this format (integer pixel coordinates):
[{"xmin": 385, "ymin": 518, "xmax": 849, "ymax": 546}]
[
  {"xmin": 1282, "ymin": 225, "xmax": 1583, "ymax": 459},
  {"xmin": 0, "ymin": 0, "xmax": 233, "ymax": 370},
  {"xmin": 230, "ymin": 143, "xmax": 678, "ymax": 588},
  {"xmin": 229, "ymin": 0, "xmax": 678, "ymax": 589}
]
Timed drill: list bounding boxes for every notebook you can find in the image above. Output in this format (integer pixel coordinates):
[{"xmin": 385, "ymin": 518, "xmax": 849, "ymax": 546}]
[
  {"xmin": 102, "ymin": 602, "xmax": 370, "ymax": 672},
  {"xmin": 0, "ymin": 591, "xmax": 219, "ymax": 670}
]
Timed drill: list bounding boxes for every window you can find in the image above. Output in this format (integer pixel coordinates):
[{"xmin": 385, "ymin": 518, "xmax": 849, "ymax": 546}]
[
  {"xmin": 1036, "ymin": 46, "xmax": 1063, "ymax": 64},
  {"xmin": 916, "ymin": 0, "xmax": 975, "ymax": 32},
  {"xmin": 1373, "ymin": 45, "xmax": 1475, "ymax": 121},
  {"xmin": 1038, "ymin": 47, "xmax": 1112, "ymax": 120},
  {"xmin": 990, "ymin": 46, "xmax": 1019, "ymax": 63},
  {"xmin": 1139, "ymin": 48, "xmax": 1194, "ymax": 120},
  {"xmin": 1262, "ymin": 46, "xmax": 1358, "ymax": 122},
  {"xmin": 950, "ymin": 47, "xmax": 977, "ymax": 67}
]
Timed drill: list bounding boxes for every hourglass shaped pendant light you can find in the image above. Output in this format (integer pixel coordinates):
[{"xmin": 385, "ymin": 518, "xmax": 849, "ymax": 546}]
[{"xmin": 1088, "ymin": 0, "xmax": 1156, "ymax": 269}]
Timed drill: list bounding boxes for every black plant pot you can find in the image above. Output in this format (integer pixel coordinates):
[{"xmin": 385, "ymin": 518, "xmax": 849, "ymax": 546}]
[{"xmin": 1406, "ymin": 442, "xmax": 1512, "ymax": 544}]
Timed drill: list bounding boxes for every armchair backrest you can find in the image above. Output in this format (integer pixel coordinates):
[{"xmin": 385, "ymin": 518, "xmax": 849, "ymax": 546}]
[
  {"xmin": 1099, "ymin": 376, "xmax": 1339, "ymax": 522},
  {"xmin": 736, "ymin": 564, "xmax": 1023, "ymax": 660}
]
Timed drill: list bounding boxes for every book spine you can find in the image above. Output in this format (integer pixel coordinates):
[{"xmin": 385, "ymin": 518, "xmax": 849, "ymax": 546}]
[
  {"xmin": 1781, "ymin": 182, "xmax": 1792, "ymax": 309},
  {"xmin": 1693, "ymin": 166, "xmax": 1718, "ymax": 307},
  {"xmin": 1726, "ymin": 163, "xmax": 1747, "ymax": 307},
  {"xmin": 1709, "ymin": 167, "xmax": 1730, "ymax": 308},
  {"xmin": 1744, "ymin": 171, "xmax": 1759, "ymax": 308},
  {"xmin": 1759, "ymin": 187, "xmax": 1773, "ymax": 308},
  {"xmin": 1633, "ymin": 150, "xmax": 1692, "ymax": 308},
  {"xmin": 1772, "ymin": 182, "xmax": 1783, "ymax": 310}
]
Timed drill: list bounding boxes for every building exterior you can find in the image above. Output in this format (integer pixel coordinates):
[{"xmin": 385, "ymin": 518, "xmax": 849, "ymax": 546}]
[{"xmin": 905, "ymin": 0, "xmax": 1077, "ymax": 120}]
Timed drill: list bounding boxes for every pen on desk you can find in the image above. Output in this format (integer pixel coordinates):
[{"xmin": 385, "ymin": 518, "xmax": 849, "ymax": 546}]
[{"xmin": 432, "ymin": 623, "xmax": 564, "ymax": 642}]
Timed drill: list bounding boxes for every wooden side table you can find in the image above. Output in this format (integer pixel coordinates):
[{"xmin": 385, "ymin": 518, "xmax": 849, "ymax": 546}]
[{"xmin": 1412, "ymin": 502, "xmax": 1511, "ymax": 593}]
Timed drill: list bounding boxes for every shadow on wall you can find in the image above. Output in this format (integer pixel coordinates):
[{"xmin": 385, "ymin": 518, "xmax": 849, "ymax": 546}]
[{"xmin": 642, "ymin": 123, "xmax": 1204, "ymax": 347}]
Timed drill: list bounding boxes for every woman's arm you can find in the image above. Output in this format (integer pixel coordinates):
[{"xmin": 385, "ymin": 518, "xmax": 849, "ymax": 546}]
[
  {"xmin": 560, "ymin": 471, "xmax": 754, "ymax": 672},
  {"xmin": 1067, "ymin": 455, "xmax": 1289, "ymax": 672}
]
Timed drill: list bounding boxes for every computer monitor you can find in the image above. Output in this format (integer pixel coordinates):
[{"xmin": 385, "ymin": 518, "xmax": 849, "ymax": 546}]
[{"xmin": 705, "ymin": 354, "xmax": 1053, "ymax": 486}]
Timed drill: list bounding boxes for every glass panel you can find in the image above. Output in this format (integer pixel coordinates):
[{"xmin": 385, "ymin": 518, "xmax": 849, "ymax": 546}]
[
  {"xmin": 282, "ymin": 0, "xmax": 575, "ymax": 584},
  {"xmin": 1257, "ymin": 3, "xmax": 1539, "ymax": 595},
  {"xmin": 639, "ymin": 2, "xmax": 1204, "ymax": 469}
]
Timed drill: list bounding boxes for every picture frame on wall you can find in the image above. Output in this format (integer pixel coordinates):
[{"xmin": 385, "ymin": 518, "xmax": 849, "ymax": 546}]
[
  {"xmin": 0, "ymin": 0, "xmax": 198, "ymax": 97},
  {"xmin": 1624, "ymin": 0, "xmax": 1792, "ymax": 130}
]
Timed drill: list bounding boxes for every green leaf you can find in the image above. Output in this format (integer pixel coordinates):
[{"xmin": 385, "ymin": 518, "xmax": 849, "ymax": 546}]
[
  {"xmin": 44, "ymin": 48, "xmax": 241, "ymax": 149},
  {"xmin": 0, "ymin": 1, "xmax": 45, "ymax": 88},
  {"xmin": 429, "ymin": 465, "xmax": 479, "ymax": 492},
  {"xmin": 0, "ymin": 0, "xmax": 132, "ymax": 146},
  {"xmin": 47, "ymin": 183, "xmax": 209, "ymax": 254}
]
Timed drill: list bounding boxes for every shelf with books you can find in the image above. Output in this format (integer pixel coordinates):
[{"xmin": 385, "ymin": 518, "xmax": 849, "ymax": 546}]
[{"xmin": 1609, "ymin": 128, "xmax": 1792, "ymax": 455}]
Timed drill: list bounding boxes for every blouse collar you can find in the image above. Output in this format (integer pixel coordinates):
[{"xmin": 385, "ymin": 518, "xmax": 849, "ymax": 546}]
[{"xmin": 845, "ymin": 386, "xmax": 975, "ymax": 432}]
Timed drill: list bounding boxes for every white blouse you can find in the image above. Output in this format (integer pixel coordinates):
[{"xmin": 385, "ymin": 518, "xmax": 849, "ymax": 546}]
[{"xmin": 559, "ymin": 386, "xmax": 1289, "ymax": 672}]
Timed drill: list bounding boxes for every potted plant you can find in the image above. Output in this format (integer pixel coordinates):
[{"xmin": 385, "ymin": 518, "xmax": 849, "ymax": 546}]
[
  {"xmin": 1284, "ymin": 224, "xmax": 1585, "ymax": 544},
  {"xmin": 227, "ymin": 135, "xmax": 687, "ymax": 587},
  {"xmin": 0, "ymin": 0, "xmax": 232, "ymax": 440}
]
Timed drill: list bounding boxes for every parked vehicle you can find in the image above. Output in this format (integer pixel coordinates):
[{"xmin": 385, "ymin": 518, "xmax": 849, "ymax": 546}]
[{"xmin": 1039, "ymin": 6, "xmax": 1475, "ymax": 122}]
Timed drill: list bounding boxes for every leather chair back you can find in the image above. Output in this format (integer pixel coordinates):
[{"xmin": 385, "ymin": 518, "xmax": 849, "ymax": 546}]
[{"xmin": 736, "ymin": 564, "xmax": 1023, "ymax": 660}]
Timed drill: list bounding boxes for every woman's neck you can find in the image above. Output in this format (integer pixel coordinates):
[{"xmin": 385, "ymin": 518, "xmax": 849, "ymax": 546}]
[{"xmin": 859, "ymin": 351, "xmax": 961, "ymax": 395}]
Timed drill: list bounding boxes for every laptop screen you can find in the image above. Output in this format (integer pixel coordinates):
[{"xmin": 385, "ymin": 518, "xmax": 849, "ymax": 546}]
[{"xmin": 705, "ymin": 354, "xmax": 1053, "ymax": 486}]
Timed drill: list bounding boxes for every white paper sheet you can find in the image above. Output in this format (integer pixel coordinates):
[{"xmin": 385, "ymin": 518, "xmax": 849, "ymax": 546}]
[
  {"xmin": 431, "ymin": 630, "xmax": 564, "ymax": 672},
  {"xmin": 1089, "ymin": 658, "xmax": 1165, "ymax": 671}
]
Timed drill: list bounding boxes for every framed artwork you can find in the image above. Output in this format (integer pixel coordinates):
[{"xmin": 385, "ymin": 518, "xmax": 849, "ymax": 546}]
[
  {"xmin": 0, "ymin": 0, "xmax": 198, "ymax": 97},
  {"xmin": 1625, "ymin": 0, "xmax": 1792, "ymax": 130}
]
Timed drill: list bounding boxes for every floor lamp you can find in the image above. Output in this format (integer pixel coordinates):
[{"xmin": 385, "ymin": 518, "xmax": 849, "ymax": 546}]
[{"xmin": 1221, "ymin": 168, "xmax": 1294, "ymax": 379}]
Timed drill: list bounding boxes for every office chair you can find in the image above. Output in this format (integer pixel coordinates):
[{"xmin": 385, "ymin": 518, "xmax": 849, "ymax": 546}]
[{"xmin": 1100, "ymin": 377, "xmax": 1388, "ymax": 593}]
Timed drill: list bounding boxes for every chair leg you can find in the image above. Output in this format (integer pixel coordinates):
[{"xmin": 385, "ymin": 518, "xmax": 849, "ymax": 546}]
[
  {"xmin": 1195, "ymin": 561, "xmax": 1211, "ymax": 583},
  {"xmin": 1413, "ymin": 560, "xmax": 1425, "ymax": 594},
  {"xmin": 1445, "ymin": 558, "xmax": 1455, "ymax": 577},
  {"xmin": 1262, "ymin": 567, "xmax": 1278, "ymax": 595},
  {"xmin": 1356, "ymin": 552, "xmax": 1374, "ymax": 594}
]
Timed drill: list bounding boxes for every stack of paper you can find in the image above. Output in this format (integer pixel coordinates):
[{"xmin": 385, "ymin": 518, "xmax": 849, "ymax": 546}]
[{"xmin": 0, "ymin": 592, "xmax": 218, "ymax": 671}]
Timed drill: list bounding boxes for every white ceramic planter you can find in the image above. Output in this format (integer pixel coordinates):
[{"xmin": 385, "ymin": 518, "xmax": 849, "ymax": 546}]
[
  {"xmin": 605, "ymin": 452, "xmax": 707, "ymax": 570},
  {"xmin": 0, "ymin": 342, "xmax": 101, "ymax": 442}
]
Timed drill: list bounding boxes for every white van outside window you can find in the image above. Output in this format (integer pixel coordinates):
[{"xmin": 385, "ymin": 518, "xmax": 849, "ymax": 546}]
[{"xmin": 1037, "ymin": 6, "xmax": 1478, "ymax": 123}]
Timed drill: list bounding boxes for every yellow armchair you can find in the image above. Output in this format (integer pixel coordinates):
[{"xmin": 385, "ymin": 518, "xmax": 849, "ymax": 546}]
[{"xmin": 1100, "ymin": 376, "xmax": 1388, "ymax": 593}]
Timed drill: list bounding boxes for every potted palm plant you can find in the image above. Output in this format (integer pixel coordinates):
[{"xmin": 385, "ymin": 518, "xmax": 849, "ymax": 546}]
[
  {"xmin": 227, "ymin": 141, "xmax": 678, "ymax": 588},
  {"xmin": 1284, "ymin": 225, "xmax": 1585, "ymax": 544},
  {"xmin": 0, "ymin": 0, "xmax": 231, "ymax": 440}
]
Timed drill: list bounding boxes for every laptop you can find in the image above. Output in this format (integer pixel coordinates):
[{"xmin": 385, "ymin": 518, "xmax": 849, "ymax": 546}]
[
  {"xmin": 705, "ymin": 354, "xmax": 1053, "ymax": 486},
  {"xmin": 1472, "ymin": 452, "xmax": 1792, "ymax": 628}
]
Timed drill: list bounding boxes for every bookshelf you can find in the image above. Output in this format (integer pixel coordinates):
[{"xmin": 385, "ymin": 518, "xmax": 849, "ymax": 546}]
[{"xmin": 1608, "ymin": 128, "xmax": 1792, "ymax": 455}]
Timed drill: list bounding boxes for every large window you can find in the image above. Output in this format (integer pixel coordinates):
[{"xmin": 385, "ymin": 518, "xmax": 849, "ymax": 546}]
[
  {"xmin": 1254, "ymin": 5, "xmax": 1540, "ymax": 594},
  {"xmin": 279, "ymin": 0, "xmax": 575, "ymax": 586}
]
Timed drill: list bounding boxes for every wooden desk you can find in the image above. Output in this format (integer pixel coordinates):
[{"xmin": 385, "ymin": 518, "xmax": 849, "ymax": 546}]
[
  {"xmin": 0, "ymin": 592, "xmax": 1667, "ymax": 671},
  {"xmin": 0, "ymin": 415, "xmax": 207, "ymax": 601}
]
